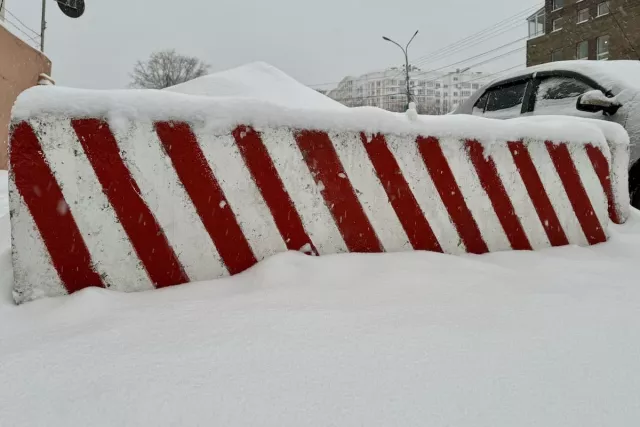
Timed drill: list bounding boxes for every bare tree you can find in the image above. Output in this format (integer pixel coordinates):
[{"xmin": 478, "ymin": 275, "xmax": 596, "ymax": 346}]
[{"xmin": 130, "ymin": 49, "xmax": 210, "ymax": 89}]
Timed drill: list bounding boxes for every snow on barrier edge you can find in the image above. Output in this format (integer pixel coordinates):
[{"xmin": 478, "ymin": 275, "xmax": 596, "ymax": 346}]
[{"xmin": 8, "ymin": 86, "xmax": 629, "ymax": 303}]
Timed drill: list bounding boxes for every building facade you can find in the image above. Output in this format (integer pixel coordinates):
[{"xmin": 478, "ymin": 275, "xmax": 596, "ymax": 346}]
[
  {"xmin": 327, "ymin": 67, "xmax": 492, "ymax": 114},
  {"xmin": 0, "ymin": 21, "xmax": 52, "ymax": 169},
  {"xmin": 527, "ymin": 0, "xmax": 640, "ymax": 66}
]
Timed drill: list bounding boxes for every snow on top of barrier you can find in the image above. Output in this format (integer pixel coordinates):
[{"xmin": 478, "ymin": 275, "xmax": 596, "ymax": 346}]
[
  {"xmin": 509, "ymin": 115, "xmax": 629, "ymax": 148},
  {"xmin": 13, "ymin": 85, "xmax": 624, "ymax": 151}
]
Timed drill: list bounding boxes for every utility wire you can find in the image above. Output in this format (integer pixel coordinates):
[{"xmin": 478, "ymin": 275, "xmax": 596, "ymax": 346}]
[
  {"xmin": 3, "ymin": 17, "xmax": 41, "ymax": 46},
  {"xmin": 308, "ymin": 3, "xmax": 539, "ymax": 89},
  {"xmin": 409, "ymin": 5, "xmax": 540, "ymax": 68},
  {"xmin": 308, "ymin": 36, "xmax": 526, "ymax": 89},
  {"xmin": 385, "ymin": 3, "xmax": 541, "ymax": 80},
  {"xmin": 5, "ymin": 8, "xmax": 41, "ymax": 37}
]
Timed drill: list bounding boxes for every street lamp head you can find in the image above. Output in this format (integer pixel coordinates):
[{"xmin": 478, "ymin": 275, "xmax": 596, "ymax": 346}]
[{"xmin": 382, "ymin": 36, "xmax": 391, "ymax": 41}]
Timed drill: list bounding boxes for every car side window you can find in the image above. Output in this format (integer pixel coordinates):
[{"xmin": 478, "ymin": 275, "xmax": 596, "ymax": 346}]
[
  {"xmin": 481, "ymin": 81, "xmax": 528, "ymax": 119},
  {"xmin": 533, "ymin": 76, "xmax": 596, "ymax": 116},
  {"xmin": 472, "ymin": 92, "xmax": 489, "ymax": 115}
]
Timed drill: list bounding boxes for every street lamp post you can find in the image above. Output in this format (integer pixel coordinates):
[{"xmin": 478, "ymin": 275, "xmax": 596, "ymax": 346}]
[{"xmin": 382, "ymin": 30, "xmax": 419, "ymax": 110}]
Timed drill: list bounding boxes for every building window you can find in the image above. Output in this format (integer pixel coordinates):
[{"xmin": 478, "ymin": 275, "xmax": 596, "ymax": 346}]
[
  {"xmin": 453, "ymin": 92, "xmax": 459, "ymax": 97},
  {"xmin": 472, "ymin": 83, "xmax": 480, "ymax": 89},
  {"xmin": 597, "ymin": 1, "xmax": 610, "ymax": 17},
  {"xmin": 576, "ymin": 40, "xmax": 589, "ymax": 59},
  {"xmin": 462, "ymin": 83, "xmax": 471, "ymax": 88},
  {"xmin": 552, "ymin": 49, "xmax": 563, "ymax": 62},
  {"xmin": 553, "ymin": 0, "xmax": 564, "ymax": 11},
  {"xmin": 427, "ymin": 89, "xmax": 434, "ymax": 96},
  {"xmin": 435, "ymin": 83, "xmax": 441, "ymax": 89},
  {"xmin": 597, "ymin": 35, "xmax": 610, "ymax": 60},
  {"xmin": 462, "ymin": 91, "xmax": 471, "ymax": 96},
  {"xmin": 577, "ymin": 8, "xmax": 589, "ymax": 23},
  {"xmin": 528, "ymin": 7, "xmax": 545, "ymax": 38},
  {"xmin": 427, "ymin": 81, "xmax": 434, "ymax": 88},
  {"xmin": 552, "ymin": 18, "xmax": 562, "ymax": 32},
  {"xmin": 453, "ymin": 77, "xmax": 459, "ymax": 81}
]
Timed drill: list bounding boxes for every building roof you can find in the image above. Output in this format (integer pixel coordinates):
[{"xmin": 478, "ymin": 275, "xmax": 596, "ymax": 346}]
[{"xmin": 527, "ymin": 6, "xmax": 545, "ymax": 21}]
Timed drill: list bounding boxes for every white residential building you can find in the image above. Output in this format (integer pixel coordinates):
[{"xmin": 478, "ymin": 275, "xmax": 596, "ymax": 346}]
[{"xmin": 327, "ymin": 67, "xmax": 493, "ymax": 114}]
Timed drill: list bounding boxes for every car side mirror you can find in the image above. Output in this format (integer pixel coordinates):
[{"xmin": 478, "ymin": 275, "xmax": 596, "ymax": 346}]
[{"xmin": 577, "ymin": 90, "xmax": 621, "ymax": 115}]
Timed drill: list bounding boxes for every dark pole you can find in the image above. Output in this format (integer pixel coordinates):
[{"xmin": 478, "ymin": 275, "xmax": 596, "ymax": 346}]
[
  {"xmin": 41, "ymin": 0, "xmax": 46, "ymax": 51},
  {"xmin": 383, "ymin": 30, "xmax": 419, "ymax": 110}
]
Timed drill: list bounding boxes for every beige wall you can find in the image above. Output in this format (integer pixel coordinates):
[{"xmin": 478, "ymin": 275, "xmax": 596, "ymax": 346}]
[{"xmin": 0, "ymin": 25, "xmax": 52, "ymax": 169}]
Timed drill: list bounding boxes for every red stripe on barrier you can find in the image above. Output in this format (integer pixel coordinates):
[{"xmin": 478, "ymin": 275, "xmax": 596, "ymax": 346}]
[
  {"xmin": 294, "ymin": 130, "xmax": 383, "ymax": 252},
  {"xmin": 155, "ymin": 122, "xmax": 257, "ymax": 274},
  {"xmin": 545, "ymin": 141, "xmax": 607, "ymax": 245},
  {"xmin": 466, "ymin": 140, "xmax": 532, "ymax": 251},
  {"xmin": 10, "ymin": 122, "xmax": 104, "ymax": 292},
  {"xmin": 360, "ymin": 133, "xmax": 442, "ymax": 252},
  {"xmin": 417, "ymin": 136, "xmax": 489, "ymax": 254},
  {"xmin": 233, "ymin": 126, "xmax": 318, "ymax": 255},
  {"xmin": 508, "ymin": 141, "xmax": 569, "ymax": 247},
  {"xmin": 584, "ymin": 144, "xmax": 619, "ymax": 224},
  {"xmin": 72, "ymin": 119, "xmax": 189, "ymax": 287}
]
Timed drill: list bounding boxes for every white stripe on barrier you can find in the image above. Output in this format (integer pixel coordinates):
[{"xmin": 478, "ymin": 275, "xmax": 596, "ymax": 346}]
[
  {"xmin": 441, "ymin": 138, "xmax": 512, "ymax": 252},
  {"xmin": 385, "ymin": 134, "xmax": 465, "ymax": 255},
  {"xmin": 260, "ymin": 127, "xmax": 348, "ymax": 255},
  {"xmin": 9, "ymin": 180, "xmax": 67, "ymax": 300},
  {"xmin": 196, "ymin": 129, "xmax": 288, "ymax": 259},
  {"xmin": 527, "ymin": 141, "xmax": 588, "ymax": 247},
  {"xmin": 570, "ymin": 144, "xmax": 609, "ymax": 236},
  {"xmin": 112, "ymin": 120, "xmax": 228, "ymax": 281},
  {"xmin": 331, "ymin": 132, "xmax": 411, "ymax": 253},
  {"xmin": 34, "ymin": 119, "xmax": 153, "ymax": 292},
  {"xmin": 490, "ymin": 143, "xmax": 551, "ymax": 250}
]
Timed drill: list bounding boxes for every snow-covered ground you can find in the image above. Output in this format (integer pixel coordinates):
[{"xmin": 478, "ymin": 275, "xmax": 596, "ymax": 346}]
[{"xmin": 2, "ymin": 171, "xmax": 640, "ymax": 425}]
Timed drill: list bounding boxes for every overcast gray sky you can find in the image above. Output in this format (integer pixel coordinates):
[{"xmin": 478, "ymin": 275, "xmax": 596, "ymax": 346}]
[{"xmin": 5, "ymin": 0, "xmax": 540, "ymax": 90}]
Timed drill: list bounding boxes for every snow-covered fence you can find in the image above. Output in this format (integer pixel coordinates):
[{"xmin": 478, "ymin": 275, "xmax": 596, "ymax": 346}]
[{"xmin": 8, "ymin": 87, "xmax": 629, "ymax": 303}]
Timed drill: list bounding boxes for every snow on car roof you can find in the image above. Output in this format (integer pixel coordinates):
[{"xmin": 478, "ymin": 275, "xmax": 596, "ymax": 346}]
[{"xmin": 498, "ymin": 60, "xmax": 640, "ymax": 93}]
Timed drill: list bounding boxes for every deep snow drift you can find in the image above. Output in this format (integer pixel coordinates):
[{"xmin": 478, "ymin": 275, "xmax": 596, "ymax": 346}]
[
  {"xmin": 2, "ymin": 170, "xmax": 640, "ymax": 426},
  {"xmin": 164, "ymin": 61, "xmax": 345, "ymax": 110}
]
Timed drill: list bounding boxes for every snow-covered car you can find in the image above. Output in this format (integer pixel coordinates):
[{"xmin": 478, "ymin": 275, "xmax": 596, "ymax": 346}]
[{"xmin": 453, "ymin": 60, "xmax": 640, "ymax": 208}]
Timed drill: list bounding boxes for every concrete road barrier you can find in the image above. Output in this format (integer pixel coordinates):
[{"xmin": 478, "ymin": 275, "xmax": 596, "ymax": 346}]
[{"xmin": 9, "ymin": 87, "xmax": 626, "ymax": 303}]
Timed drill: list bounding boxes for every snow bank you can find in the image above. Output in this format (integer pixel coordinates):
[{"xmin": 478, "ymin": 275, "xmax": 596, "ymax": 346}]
[
  {"xmin": 1, "ymin": 166, "xmax": 640, "ymax": 424},
  {"xmin": 164, "ymin": 61, "xmax": 345, "ymax": 111}
]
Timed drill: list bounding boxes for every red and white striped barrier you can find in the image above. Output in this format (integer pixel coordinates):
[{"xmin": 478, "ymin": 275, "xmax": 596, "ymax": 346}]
[{"xmin": 8, "ymin": 87, "xmax": 628, "ymax": 303}]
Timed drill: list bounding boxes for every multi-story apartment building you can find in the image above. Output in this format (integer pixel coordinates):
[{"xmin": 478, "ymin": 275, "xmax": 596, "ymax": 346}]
[
  {"xmin": 327, "ymin": 67, "xmax": 491, "ymax": 114},
  {"xmin": 527, "ymin": 0, "xmax": 640, "ymax": 65}
]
